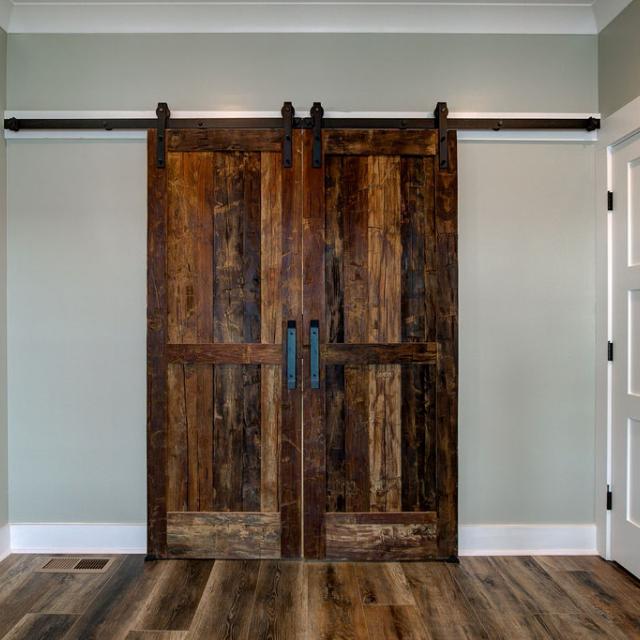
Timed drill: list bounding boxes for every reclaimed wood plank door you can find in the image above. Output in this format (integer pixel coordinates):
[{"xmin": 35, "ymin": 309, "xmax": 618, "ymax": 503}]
[
  {"xmin": 302, "ymin": 128, "xmax": 458, "ymax": 560},
  {"xmin": 147, "ymin": 129, "xmax": 302, "ymax": 558}
]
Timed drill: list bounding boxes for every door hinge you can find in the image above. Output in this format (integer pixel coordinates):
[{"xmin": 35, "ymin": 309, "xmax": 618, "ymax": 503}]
[
  {"xmin": 608, "ymin": 341, "xmax": 614, "ymax": 362},
  {"xmin": 310, "ymin": 102, "xmax": 324, "ymax": 169},
  {"xmin": 281, "ymin": 101, "xmax": 294, "ymax": 169},
  {"xmin": 608, "ymin": 191, "xmax": 614, "ymax": 211},
  {"xmin": 155, "ymin": 102, "xmax": 170, "ymax": 169},
  {"xmin": 607, "ymin": 485, "xmax": 612, "ymax": 511},
  {"xmin": 435, "ymin": 101, "xmax": 449, "ymax": 170}
]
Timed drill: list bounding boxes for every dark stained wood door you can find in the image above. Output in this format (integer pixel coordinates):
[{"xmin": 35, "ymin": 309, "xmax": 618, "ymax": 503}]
[
  {"xmin": 302, "ymin": 128, "xmax": 458, "ymax": 560},
  {"xmin": 147, "ymin": 129, "xmax": 302, "ymax": 559}
]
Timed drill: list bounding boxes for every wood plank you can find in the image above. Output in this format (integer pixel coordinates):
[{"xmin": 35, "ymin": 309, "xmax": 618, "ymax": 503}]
[
  {"xmin": 325, "ymin": 365, "xmax": 346, "ymax": 512},
  {"xmin": 188, "ymin": 560, "xmax": 260, "ymax": 639},
  {"xmin": 435, "ymin": 130, "xmax": 458, "ymax": 559},
  {"xmin": 355, "ymin": 563, "xmax": 415, "ymax": 606},
  {"xmin": 280, "ymin": 129, "xmax": 303, "ymax": 558},
  {"xmin": 343, "ymin": 156, "xmax": 370, "ymax": 514},
  {"xmin": 363, "ymin": 606, "xmax": 429, "ymax": 640},
  {"xmin": 307, "ymin": 563, "xmax": 368, "ymax": 640},
  {"xmin": 323, "ymin": 130, "xmax": 437, "ymax": 156},
  {"xmin": 2, "ymin": 613, "xmax": 77, "ymax": 640},
  {"xmin": 167, "ymin": 343, "xmax": 281, "ymax": 364},
  {"xmin": 247, "ymin": 561, "xmax": 307, "ymax": 639},
  {"xmin": 325, "ymin": 156, "xmax": 346, "ymax": 514},
  {"xmin": 127, "ymin": 632, "xmax": 188, "ymax": 640},
  {"xmin": 64, "ymin": 555, "xmax": 164, "ymax": 640},
  {"xmin": 323, "ymin": 343, "xmax": 436, "ymax": 364},
  {"xmin": 401, "ymin": 156, "xmax": 437, "ymax": 513},
  {"xmin": 367, "ymin": 156, "xmax": 402, "ymax": 513},
  {"xmin": 166, "ymin": 364, "xmax": 188, "ymax": 512},
  {"xmin": 147, "ymin": 129, "xmax": 169, "ymax": 557},
  {"xmin": 166, "ymin": 512, "xmax": 281, "ymax": 559},
  {"xmin": 324, "ymin": 513, "xmax": 437, "ymax": 561},
  {"xmin": 404, "ymin": 562, "xmax": 490, "ymax": 639},
  {"xmin": 168, "ymin": 129, "xmax": 282, "ymax": 152},
  {"xmin": 491, "ymin": 556, "xmax": 580, "ymax": 615},
  {"xmin": 260, "ymin": 151, "xmax": 283, "ymax": 514},
  {"xmin": 130, "ymin": 560, "xmax": 213, "ymax": 632},
  {"xmin": 302, "ymin": 128, "xmax": 327, "ymax": 558},
  {"xmin": 212, "ymin": 151, "xmax": 262, "ymax": 513}
]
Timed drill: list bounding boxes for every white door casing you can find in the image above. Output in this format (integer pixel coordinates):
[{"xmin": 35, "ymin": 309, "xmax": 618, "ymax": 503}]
[{"xmin": 611, "ymin": 132, "xmax": 640, "ymax": 578}]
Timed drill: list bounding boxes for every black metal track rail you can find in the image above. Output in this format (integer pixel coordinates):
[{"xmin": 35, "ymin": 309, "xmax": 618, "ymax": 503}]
[{"xmin": 4, "ymin": 116, "xmax": 600, "ymax": 132}]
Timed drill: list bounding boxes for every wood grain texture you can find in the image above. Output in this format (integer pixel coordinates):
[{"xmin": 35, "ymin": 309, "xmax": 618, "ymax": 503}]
[
  {"xmin": 325, "ymin": 513, "xmax": 437, "ymax": 561},
  {"xmin": 147, "ymin": 129, "xmax": 169, "ymax": 557},
  {"xmin": 367, "ymin": 156, "xmax": 402, "ymax": 513},
  {"xmin": 307, "ymin": 563, "xmax": 368, "ymax": 640},
  {"xmin": 302, "ymin": 128, "xmax": 327, "ymax": 559},
  {"xmin": 188, "ymin": 560, "xmax": 260, "ymax": 639},
  {"xmin": 166, "ymin": 343, "xmax": 281, "ymax": 364},
  {"xmin": 167, "ymin": 512, "xmax": 281, "ymax": 559},
  {"xmin": 401, "ymin": 156, "xmax": 437, "ymax": 513},
  {"xmin": 247, "ymin": 561, "xmax": 307, "ymax": 639},
  {"xmin": 280, "ymin": 129, "xmax": 303, "ymax": 558},
  {"xmin": 260, "ymin": 151, "xmax": 283, "ymax": 514},
  {"xmin": 342, "ymin": 156, "xmax": 370, "ymax": 514},
  {"xmin": 168, "ymin": 129, "xmax": 281, "ymax": 152},
  {"xmin": 323, "ymin": 130, "xmax": 437, "ymax": 156},
  {"xmin": 435, "ymin": 130, "xmax": 458, "ymax": 559},
  {"xmin": 1, "ymin": 613, "xmax": 77, "ymax": 640},
  {"xmin": 322, "ymin": 343, "xmax": 436, "ymax": 365},
  {"xmin": 355, "ymin": 563, "xmax": 414, "ymax": 606},
  {"xmin": 131, "ymin": 560, "xmax": 213, "ymax": 632},
  {"xmin": 0, "ymin": 555, "xmax": 639, "ymax": 639},
  {"xmin": 363, "ymin": 606, "xmax": 429, "ymax": 640}
]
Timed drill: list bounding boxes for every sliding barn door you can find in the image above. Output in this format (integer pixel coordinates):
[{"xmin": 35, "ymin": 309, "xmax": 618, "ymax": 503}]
[
  {"xmin": 302, "ymin": 129, "xmax": 458, "ymax": 560},
  {"xmin": 147, "ymin": 129, "xmax": 302, "ymax": 559}
]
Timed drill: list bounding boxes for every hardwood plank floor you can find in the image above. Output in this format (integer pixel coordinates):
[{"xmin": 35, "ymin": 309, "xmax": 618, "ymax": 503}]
[{"xmin": 0, "ymin": 555, "xmax": 637, "ymax": 639}]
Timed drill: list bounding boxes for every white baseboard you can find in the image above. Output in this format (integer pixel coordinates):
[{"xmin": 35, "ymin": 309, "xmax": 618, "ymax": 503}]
[
  {"xmin": 6, "ymin": 522, "xmax": 597, "ymax": 557},
  {"xmin": 460, "ymin": 524, "xmax": 598, "ymax": 556},
  {"xmin": 10, "ymin": 523, "xmax": 147, "ymax": 554},
  {"xmin": 0, "ymin": 524, "xmax": 10, "ymax": 561}
]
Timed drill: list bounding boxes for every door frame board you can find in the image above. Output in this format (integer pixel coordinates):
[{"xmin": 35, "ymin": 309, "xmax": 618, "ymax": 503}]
[{"xmin": 594, "ymin": 94, "xmax": 640, "ymax": 560}]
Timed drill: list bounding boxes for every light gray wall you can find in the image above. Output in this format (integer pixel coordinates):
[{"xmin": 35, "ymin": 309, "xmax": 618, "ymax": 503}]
[
  {"xmin": 7, "ymin": 138, "xmax": 596, "ymax": 525},
  {"xmin": 0, "ymin": 28, "xmax": 7, "ymax": 533},
  {"xmin": 5, "ymin": 34, "xmax": 598, "ymax": 525},
  {"xmin": 7, "ymin": 34, "xmax": 597, "ymax": 112},
  {"xmin": 599, "ymin": 0, "xmax": 640, "ymax": 117}
]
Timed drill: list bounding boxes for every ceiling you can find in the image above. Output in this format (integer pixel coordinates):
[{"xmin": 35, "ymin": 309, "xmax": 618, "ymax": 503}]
[{"xmin": 0, "ymin": 0, "xmax": 633, "ymax": 34}]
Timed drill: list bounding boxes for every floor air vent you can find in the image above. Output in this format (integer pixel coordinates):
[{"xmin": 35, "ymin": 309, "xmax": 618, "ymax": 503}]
[{"xmin": 38, "ymin": 557, "xmax": 114, "ymax": 573}]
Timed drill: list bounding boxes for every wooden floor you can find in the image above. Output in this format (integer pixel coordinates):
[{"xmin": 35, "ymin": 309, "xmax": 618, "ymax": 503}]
[{"xmin": 0, "ymin": 555, "xmax": 638, "ymax": 639}]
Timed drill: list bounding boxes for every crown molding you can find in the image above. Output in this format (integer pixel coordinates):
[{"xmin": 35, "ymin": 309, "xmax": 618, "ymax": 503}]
[
  {"xmin": 592, "ymin": 0, "xmax": 633, "ymax": 31},
  {"xmin": 4, "ymin": 2, "xmax": 602, "ymax": 35}
]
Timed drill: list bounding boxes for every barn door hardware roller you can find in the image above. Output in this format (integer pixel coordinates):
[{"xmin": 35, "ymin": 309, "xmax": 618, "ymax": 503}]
[
  {"xmin": 155, "ymin": 102, "xmax": 170, "ymax": 169},
  {"xmin": 310, "ymin": 102, "xmax": 324, "ymax": 168},
  {"xmin": 435, "ymin": 102, "xmax": 449, "ymax": 170},
  {"xmin": 281, "ymin": 101, "xmax": 294, "ymax": 168}
]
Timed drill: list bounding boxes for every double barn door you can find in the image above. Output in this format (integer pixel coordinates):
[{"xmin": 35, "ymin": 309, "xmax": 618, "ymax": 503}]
[{"xmin": 147, "ymin": 126, "xmax": 458, "ymax": 561}]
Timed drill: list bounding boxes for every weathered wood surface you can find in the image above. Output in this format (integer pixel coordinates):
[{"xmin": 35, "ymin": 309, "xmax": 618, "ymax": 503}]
[
  {"xmin": 302, "ymin": 128, "xmax": 327, "ymax": 559},
  {"xmin": 167, "ymin": 512, "xmax": 281, "ymax": 559},
  {"xmin": 322, "ymin": 343, "xmax": 436, "ymax": 364},
  {"xmin": 323, "ymin": 129, "xmax": 437, "ymax": 156},
  {"xmin": 315, "ymin": 136, "xmax": 453, "ymax": 560},
  {"xmin": 166, "ymin": 343, "xmax": 281, "ymax": 364},
  {"xmin": 280, "ymin": 130, "xmax": 303, "ymax": 557},
  {"xmin": 147, "ymin": 129, "xmax": 169, "ymax": 558},
  {"xmin": 168, "ymin": 129, "xmax": 281, "ymax": 152},
  {"xmin": 324, "ymin": 512, "xmax": 437, "ymax": 561},
  {"xmin": 149, "ymin": 132, "xmax": 301, "ymax": 559},
  {"xmin": 435, "ymin": 130, "xmax": 458, "ymax": 559},
  {"xmin": 1, "ymin": 555, "xmax": 639, "ymax": 639}
]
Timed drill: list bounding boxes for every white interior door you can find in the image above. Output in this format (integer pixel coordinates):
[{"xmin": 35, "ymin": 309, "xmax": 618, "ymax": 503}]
[{"xmin": 611, "ymin": 133, "xmax": 640, "ymax": 578}]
